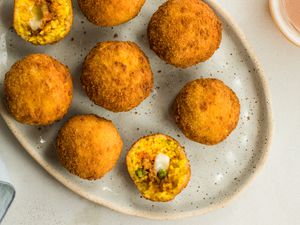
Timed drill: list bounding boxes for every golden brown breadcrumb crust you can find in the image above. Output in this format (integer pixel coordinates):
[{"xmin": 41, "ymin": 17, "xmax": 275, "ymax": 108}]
[
  {"xmin": 56, "ymin": 114, "xmax": 123, "ymax": 180},
  {"xmin": 77, "ymin": 0, "xmax": 145, "ymax": 26},
  {"xmin": 148, "ymin": 0, "xmax": 222, "ymax": 68},
  {"xmin": 4, "ymin": 54, "xmax": 73, "ymax": 125},
  {"xmin": 81, "ymin": 41, "xmax": 153, "ymax": 112},
  {"xmin": 175, "ymin": 78, "xmax": 240, "ymax": 145}
]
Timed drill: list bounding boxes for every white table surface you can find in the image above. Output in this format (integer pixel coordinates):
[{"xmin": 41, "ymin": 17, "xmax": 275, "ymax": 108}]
[{"xmin": 1, "ymin": 0, "xmax": 300, "ymax": 224}]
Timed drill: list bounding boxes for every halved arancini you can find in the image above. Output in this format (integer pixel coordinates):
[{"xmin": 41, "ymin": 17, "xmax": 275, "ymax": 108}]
[
  {"xmin": 126, "ymin": 134, "xmax": 191, "ymax": 202},
  {"xmin": 14, "ymin": 0, "xmax": 73, "ymax": 45}
]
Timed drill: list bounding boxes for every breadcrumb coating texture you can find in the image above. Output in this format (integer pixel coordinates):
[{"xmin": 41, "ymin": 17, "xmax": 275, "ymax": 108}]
[
  {"xmin": 77, "ymin": 0, "xmax": 145, "ymax": 26},
  {"xmin": 56, "ymin": 115, "xmax": 123, "ymax": 180},
  {"xmin": 175, "ymin": 78, "xmax": 240, "ymax": 145},
  {"xmin": 148, "ymin": 0, "xmax": 222, "ymax": 68},
  {"xmin": 81, "ymin": 41, "xmax": 153, "ymax": 112},
  {"xmin": 4, "ymin": 54, "xmax": 73, "ymax": 125}
]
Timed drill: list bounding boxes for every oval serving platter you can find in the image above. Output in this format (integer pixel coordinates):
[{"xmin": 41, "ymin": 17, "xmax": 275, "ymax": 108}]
[{"xmin": 0, "ymin": 0, "xmax": 273, "ymax": 220}]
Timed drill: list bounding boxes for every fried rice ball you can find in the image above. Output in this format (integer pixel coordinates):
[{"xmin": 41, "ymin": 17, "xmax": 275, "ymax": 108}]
[
  {"xmin": 56, "ymin": 114, "xmax": 123, "ymax": 180},
  {"xmin": 77, "ymin": 0, "xmax": 145, "ymax": 26},
  {"xmin": 81, "ymin": 41, "xmax": 153, "ymax": 112},
  {"xmin": 148, "ymin": 0, "xmax": 222, "ymax": 68},
  {"xmin": 14, "ymin": 0, "xmax": 73, "ymax": 45},
  {"xmin": 126, "ymin": 134, "xmax": 190, "ymax": 202},
  {"xmin": 4, "ymin": 54, "xmax": 73, "ymax": 126},
  {"xmin": 175, "ymin": 78, "xmax": 240, "ymax": 145}
]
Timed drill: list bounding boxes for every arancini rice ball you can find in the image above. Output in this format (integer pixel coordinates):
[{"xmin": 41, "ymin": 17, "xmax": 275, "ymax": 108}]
[
  {"xmin": 14, "ymin": 0, "xmax": 73, "ymax": 45},
  {"xmin": 126, "ymin": 134, "xmax": 191, "ymax": 202},
  {"xmin": 56, "ymin": 114, "xmax": 123, "ymax": 180},
  {"xmin": 77, "ymin": 0, "xmax": 145, "ymax": 26},
  {"xmin": 148, "ymin": 0, "xmax": 222, "ymax": 68},
  {"xmin": 4, "ymin": 54, "xmax": 73, "ymax": 126},
  {"xmin": 175, "ymin": 78, "xmax": 240, "ymax": 145},
  {"xmin": 81, "ymin": 41, "xmax": 153, "ymax": 112}
]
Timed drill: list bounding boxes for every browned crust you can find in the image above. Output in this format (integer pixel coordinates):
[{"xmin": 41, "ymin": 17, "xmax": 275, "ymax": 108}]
[
  {"xmin": 4, "ymin": 53, "xmax": 73, "ymax": 126},
  {"xmin": 56, "ymin": 114, "xmax": 123, "ymax": 180},
  {"xmin": 81, "ymin": 41, "xmax": 154, "ymax": 112},
  {"xmin": 77, "ymin": 0, "xmax": 145, "ymax": 26},
  {"xmin": 174, "ymin": 78, "xmax": 240, "ymax": 145},
  {"xmin": 147, "ymin": 0, "xmax": 222, "ymax": 68}
]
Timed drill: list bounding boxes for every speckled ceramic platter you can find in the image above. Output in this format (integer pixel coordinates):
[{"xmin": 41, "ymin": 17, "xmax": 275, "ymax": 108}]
[{"xmin": 0, "ymin": 0, "xmax": 273, "ymax": 220}]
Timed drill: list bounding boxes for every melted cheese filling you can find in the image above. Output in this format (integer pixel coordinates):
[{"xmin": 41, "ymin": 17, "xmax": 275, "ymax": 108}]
[{"xmin": 154, "ymin": 153, "xmax": 170, "ymax": 173}]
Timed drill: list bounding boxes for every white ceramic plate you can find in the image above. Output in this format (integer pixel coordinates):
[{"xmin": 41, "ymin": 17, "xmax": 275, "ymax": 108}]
[{"xmin": 0, "ymin": 0, "xmax": 273, "ymax": 220}]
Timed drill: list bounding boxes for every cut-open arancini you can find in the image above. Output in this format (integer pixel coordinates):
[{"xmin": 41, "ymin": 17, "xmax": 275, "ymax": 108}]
[
  {"xmin": 14, "ymin": 0, "xmax": 73, "ymax": 45},
  {"xmin": 126, "ymin": 134, "xmax": 191, "ymax": 202}
]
